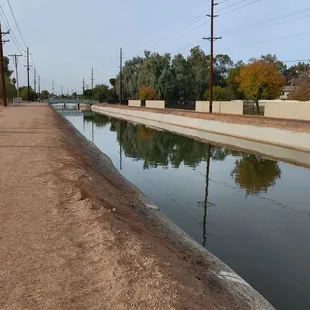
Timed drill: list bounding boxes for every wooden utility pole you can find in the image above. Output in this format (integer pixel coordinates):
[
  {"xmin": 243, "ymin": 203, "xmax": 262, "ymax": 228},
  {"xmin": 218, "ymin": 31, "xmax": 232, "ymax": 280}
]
[
  {"xmin": 26, "ymin": 47, "xmax": 30, "ymax": 101},
  {"xmin": 33, "ymin": 68, "xmax": 37, "ymax": 98},
  {"xmin": 91, "ymin": 68, "xmax": 94, "ymax": 99},
  {"xmin": 38, "ymin": 75, "xmax": 40, "ymax": 101},
  {"xmin": 119, "ymin": 48, "xmax": 123, "ymax": 105},
  {"xmin": 9, "ymin": 54, "xmax": 22, "ymax": 104},
  {"xmin": 203, "ymin": 0, "xmax": 221, "ymax": 113},
  {"xmin": 0, "ymin": 23, "xmax": 8, "ymax": 107}
]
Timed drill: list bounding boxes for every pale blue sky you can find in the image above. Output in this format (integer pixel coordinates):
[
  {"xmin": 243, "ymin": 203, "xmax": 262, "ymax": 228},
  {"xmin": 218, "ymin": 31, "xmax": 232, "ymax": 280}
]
[{"xmin": 2, "ymin": 0, "xmax": 310, "ymax": 93}]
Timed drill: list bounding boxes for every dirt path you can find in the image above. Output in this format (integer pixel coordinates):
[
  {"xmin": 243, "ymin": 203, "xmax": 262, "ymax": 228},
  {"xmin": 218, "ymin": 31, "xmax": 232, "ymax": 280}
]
[{"xmin": 0, "ymin": 104, "xmax": 254, "ymax": 309}]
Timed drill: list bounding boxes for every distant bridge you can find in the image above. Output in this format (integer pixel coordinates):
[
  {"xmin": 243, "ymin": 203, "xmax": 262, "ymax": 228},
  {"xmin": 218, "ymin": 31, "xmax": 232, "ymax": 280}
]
[{"xmin": 46, "ymin": 99, "xmax": 96, "ymax": 105}]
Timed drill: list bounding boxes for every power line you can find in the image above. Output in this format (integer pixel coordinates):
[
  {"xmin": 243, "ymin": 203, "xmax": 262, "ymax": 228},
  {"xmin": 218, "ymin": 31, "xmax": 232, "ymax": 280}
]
[
  {"xmin": 0, "ymin": 4, "xmax": 23, "ymax": 54},
  {"xmin": 220, "ymin": 6, "xmax": 310, "ymax": 36},
  {"xmin": 223, "ymin": 29, "xmax": 310, "ymax": 50},
  {"xmin": 220, "ymin": 0, "xmax": 263, "ymax": 16},
  {"xmin": 0, "ymin": 23, "xmax": 8, "ymax": 107},
  {"xmin": 8, "ymin": 53, "xmax": 22, "ymax": 103},
  {"xmin": 282, "ymin": 59, "xmax": 310, "ymax": 63},
  {"xmin": 217, "ymin": 0, "xmax": 248, "ymax": 13},
  {"xmin": 6, "ymin": 0, "xmax": 27, "ymax": 47}
]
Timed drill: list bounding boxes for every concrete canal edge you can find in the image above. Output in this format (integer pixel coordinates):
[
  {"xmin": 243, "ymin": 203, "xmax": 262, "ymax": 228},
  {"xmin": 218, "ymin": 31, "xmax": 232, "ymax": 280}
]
[
  {"xmin": 60, "ymin": 108, "xmax": 275, "ymax": 309},
  {"xmin": 91, "ymin": 105, "xmax": 310, "ymax": 154}
]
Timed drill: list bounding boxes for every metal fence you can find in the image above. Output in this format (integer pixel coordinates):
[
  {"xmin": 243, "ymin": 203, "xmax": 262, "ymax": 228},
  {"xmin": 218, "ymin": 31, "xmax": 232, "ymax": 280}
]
[
  {"xmin": 243, "ymin": 101, "xmax": 265, "ymax": 116},
  {"xmin": 165, "ymin": 100, "xmax": 196, "ymax": 110}
]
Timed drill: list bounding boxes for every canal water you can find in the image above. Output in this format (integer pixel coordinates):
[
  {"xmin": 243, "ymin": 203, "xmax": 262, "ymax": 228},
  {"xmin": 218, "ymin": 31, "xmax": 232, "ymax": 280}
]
[{"xmin": 65, "ymin": 112, "xmax": 310, "ymax": 310}]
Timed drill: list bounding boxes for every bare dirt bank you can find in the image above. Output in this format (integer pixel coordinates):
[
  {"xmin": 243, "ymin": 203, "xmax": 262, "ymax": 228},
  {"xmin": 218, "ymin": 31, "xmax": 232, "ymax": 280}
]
[{"xmin": 0, "ymin": 104, "xmax": 272, "ymax": 309}]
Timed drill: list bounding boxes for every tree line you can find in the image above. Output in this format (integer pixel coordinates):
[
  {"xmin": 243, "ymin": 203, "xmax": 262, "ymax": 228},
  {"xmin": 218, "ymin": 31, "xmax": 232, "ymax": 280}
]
[
  {"xmin": 84, "ymin": 47, "xmax": 310, "ymax": 106},
  {"xmin": 3, "ymin": 46, "xmax": 310, "ymax": 103}
]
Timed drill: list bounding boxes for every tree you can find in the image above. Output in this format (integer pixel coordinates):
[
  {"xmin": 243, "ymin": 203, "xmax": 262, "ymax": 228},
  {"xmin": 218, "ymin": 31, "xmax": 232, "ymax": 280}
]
[
  {"xmin": 231, "ymin": 155, "xmax": 281, "ymax": 195},
  {"xmin": 0, "ymin": 77, "xmax": 17, "ymax": 100},
  {"xmin": 251, "ymin": 54, "xmax": 287, "ymax": 76},
  {"xmin": 214, "ymin": 54, "xmax": 233, "ymax": 86},
  {"xmin": 41, "ymin": 90, "xmax": 50, "ymax": 100},
  {"xmin": 109, "ymin": 78, "xmax": 116, "ymax": 87},
  {"xmin": 285, "ymin": 62, "xmax": 310, "ymax": 82},
  {"xmin": 236, "ymin": 61, "xmax": 285, "ymax": 113},
  {"xmin": 138, "ymin": 85, "xmax": 158, "ymax": 100},
  {"xmin": 187, "ymin": 46, "xmax": 210, "ymax": 100},
  {"xmin": 205, "ymin": 86, "xmax": 234, "ymax": 101},
  {"xmin": 94, "ymin": 84, "xmax": 109, "ymax": 102},
  {"xmin": 227, "ymin": 61, "xmax": 245, "ymax": 99},
  {"xmin": 4, "ymin": 56, "xmax": 13, "ymax": 77},
  {"xmin": 288, "ymin": 73, "xmax": 310, "ymax": 101},
  {"xmin": 19, "ymin": 86, "xmax": 36, "ymax": 101}
]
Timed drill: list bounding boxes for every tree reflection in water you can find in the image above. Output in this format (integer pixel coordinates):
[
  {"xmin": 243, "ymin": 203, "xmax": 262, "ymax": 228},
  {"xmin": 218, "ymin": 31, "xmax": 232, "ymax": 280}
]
[
  {"xmin": 231, "ymin": 155, "xmax": 281, "ymax": 195},
  {"xmin": 85, "ymin": 114, "xmax": 282, "ymax": 196},
  {"xmin": 84, "ymin": 114, "xmax": 282, "ymax": 246}
]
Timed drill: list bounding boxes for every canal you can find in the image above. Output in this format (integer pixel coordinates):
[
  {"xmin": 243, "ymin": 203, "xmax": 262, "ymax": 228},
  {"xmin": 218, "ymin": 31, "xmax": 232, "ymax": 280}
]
[{"xmin": 65, "ymin": 111, "xmax": 310, "ymax": 310}]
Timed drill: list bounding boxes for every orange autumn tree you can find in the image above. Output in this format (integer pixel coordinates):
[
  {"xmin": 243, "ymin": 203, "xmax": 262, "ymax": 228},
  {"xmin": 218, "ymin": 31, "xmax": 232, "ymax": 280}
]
[
  {"xmin": 138, "ymin": 85, "xmax": 158, "ymax": 100},
  {"xmin": 236, "ymin": 61, "xmax": 285, "ymax": 113}
]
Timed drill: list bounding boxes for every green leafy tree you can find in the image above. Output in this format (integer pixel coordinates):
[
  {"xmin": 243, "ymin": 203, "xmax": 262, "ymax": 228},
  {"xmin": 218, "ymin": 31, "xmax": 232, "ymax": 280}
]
[
  {"xmin": 19, "ymin": 86, "xmax": 36, "ymax": 101},
  {"xmin": 205, "ymin": 86, "xmax": 234, "ymax": 101},
  {"xmin": 227, "ymin": 61, "xmax": 245, "ymax": 99},
  {"xmin": 4, "ymin": 56, "xmax": 13, "ymax": 77},
  {"xmin": 41, "ymin": 90, "xmax": 50, "ymax": 99}
]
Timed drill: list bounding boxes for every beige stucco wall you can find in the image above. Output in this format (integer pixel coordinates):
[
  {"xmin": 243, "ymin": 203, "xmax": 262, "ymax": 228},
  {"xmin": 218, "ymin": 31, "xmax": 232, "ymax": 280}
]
[
  {"xmin": 195, "ymin": 101, "xmax": 210, "ymax": 113},
  {"xmin": 145, "ymin": 100, "xmax": 165, "ymax": 109},
  {"xmin": 128, "ymin": 100, "xmax": 141, "ymax": 107},
  {"xmin": 196, "ymin": 101, "xmax": 243, "ymax": 115},
  {"xmin": 263, "ymin": 101, "xmax": 310, "ymax": 121}
]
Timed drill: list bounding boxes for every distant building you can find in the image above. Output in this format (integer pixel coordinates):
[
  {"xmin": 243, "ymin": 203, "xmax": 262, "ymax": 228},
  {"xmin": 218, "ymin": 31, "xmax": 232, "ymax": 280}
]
[{"xmin": 280, "ymin": 86, "xmax": 296, "ymax": 100}]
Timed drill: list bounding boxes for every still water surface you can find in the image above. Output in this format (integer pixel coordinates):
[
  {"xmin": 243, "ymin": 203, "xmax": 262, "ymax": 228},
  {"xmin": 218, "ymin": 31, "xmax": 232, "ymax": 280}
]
[{"xmin": 65, "ymin": 112, "xmax": 310, "ymax": 310}]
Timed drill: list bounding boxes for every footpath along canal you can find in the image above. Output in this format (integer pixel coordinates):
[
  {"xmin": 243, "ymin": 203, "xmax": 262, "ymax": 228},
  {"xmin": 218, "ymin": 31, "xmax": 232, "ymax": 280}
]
[{"xmin": 63, "ymin": 110, "xmax": 310, "ymax": 310}]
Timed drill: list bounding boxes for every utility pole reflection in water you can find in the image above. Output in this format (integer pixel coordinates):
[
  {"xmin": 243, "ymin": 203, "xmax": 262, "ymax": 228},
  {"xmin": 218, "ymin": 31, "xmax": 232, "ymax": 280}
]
[
  {"xmin": 119, "ymin": 120, "xmax": 123, "ymax": 170},
  {"xmin": 91, "ymin": 120, "xmax": 94, "ymax": 143},
  {"xmin": 203, "ymin": 143, "xmax": 212, "ymax": 247}
]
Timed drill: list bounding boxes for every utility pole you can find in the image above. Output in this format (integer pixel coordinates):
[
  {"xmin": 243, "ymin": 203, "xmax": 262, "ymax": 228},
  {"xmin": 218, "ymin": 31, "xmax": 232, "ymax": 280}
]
[
  {"xmin": 38, "ymin": 75, "xmax": 40, "ymax": 101},
  {"xmin": 61, "ymin": 85, "xmax": 63, "ymax": 96},
  {"xmin": 119, "ymin": 48, "xmax": 123, "ymax": 105},
  {"xmin": 9, "ymin": 54, "xmax": 23, "ymax": 104},
  {"xmin": 91, "ymin": 68, "xmax": 94, "ymax": 99},
  {"xmin": 33, "ymin": 68, "xmax": 37, "ymax": 99},
  {"xmin": 82, "ymin": 77, "xmax": 85, "ymax": 94},
  {"xmin": 0, "ymin": 23, "xmax": 9, "ymax": 107},
  {"xmin": 52, "ymin": 81, "xmax": 55, "ymax": 96},
  {"xmin": 25, "ymin": 47, "xmax": 31, "ymax": 101},
  {"xmin": 203, "ymin": 0, "xmax": 221, "ymax": 113}
]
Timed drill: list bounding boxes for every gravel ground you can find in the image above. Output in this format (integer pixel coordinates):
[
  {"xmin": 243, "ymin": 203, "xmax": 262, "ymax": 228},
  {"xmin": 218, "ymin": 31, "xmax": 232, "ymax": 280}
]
[
  {"xmin": 0, "ymin": 104, "xmax": 250, "ymax": 310},
  {"xmin": 99, "ymin": 104, "xmax": 310, "ymax": 133}
]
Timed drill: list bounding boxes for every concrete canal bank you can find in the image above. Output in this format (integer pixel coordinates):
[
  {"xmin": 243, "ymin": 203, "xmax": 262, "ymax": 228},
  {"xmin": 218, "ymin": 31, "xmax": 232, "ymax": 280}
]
[
  {"xmin": 0, "ymin": 104, "xmax": 274, "ymax": 309},
  {"xmin": 92, "ymin": 105, "xmax": 310, "ymax": 154}
]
